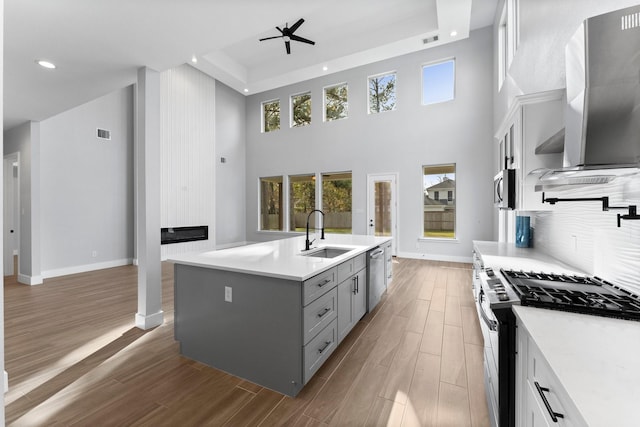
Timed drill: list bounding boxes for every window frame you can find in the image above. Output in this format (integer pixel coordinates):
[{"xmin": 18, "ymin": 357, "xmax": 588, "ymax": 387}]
[
  {"xmin": 421, "ymin": 58, "xmax": 456, "ymax": 106},
  {"xmin": 421, "ymin": 163, "xmax": 457, "ymax": 241},
  {"xmin": 290, "ymin": 91, "xmax": 312, "ymax": 128},
  {"xmin": 261, "ymin": 98, "xmax": 281, "ymax": 133},
  {"xmin": 367, "ymin": 71, "xmax": 397, "ymax": 114},
  {"xmin": 323, "ymin": 82, "xmax": 349, "ymax": 122},
  {"xmin": 258, "ymin": 176, "xmax": 284, "ymax": 231},
  {"xmin": 288, "ymin": 173, "xmax": 317, "ymax": 232},
  {"xmin": 320, "ymin": 171, "xmax": 353, "ymax": 234}
]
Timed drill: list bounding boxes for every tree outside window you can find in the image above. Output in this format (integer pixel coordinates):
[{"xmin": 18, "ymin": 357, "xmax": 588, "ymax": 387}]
[
  {"xmin": 291, "ymin": 92, "xmax": 311, "ymax": 127},
  {"xmin": 262, "ymin": 99, "xmax": 280, "ymax": 132},
  {"xmin": 289, "ymin": 174, "xmax": 316, "ymax": 232},
  {"xmin": 324, "ymin": 83, "xmax": 348, "ymax": 122},
  {"xmin": 322, "ymin": 172, "xmax": 352, "ymax": 234},
  {"xmin": 423, "ymin": 164, "xmax": 456, "ymax": 239},
  {"xmin": 368, "ymin": 72, "xmax": 396, "ymax": 114},
  {"xmin": 259, "ymin": 176, "xmax": 283, "ymax": 231}
]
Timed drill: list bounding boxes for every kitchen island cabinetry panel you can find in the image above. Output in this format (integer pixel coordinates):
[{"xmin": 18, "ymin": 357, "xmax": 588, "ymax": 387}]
[
  {"xmin": 337, "ymin": 267, "xmax": 366, "ymax": 343},
  {"xmin": 172, "ymin": 235, "xmax": 392, "ymax": 397},
  {"xmin": 174, "ymin": 264, "xmax": 304, "ymax": 397}
]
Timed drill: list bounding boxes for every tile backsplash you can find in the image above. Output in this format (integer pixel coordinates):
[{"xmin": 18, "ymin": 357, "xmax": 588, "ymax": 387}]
[{"xmin": 532, "ymin": 173, "xmax": 640, "ymax": 294}]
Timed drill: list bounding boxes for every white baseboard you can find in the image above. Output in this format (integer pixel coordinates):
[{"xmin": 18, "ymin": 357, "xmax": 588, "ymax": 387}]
[
  {"xmin": 42, "ymin": 258, "xmax": 133, "ymax": 279},
  {"xmin": 135, "ymin": 310, "xmax": 164, "ymax": 330},
  {"xmin": 17, "ymin": 273, "xmax": 43, "ymax": 285},
  {"xmin": 396, "ymin": 251, "xmax": 473, "ymax": 264}
]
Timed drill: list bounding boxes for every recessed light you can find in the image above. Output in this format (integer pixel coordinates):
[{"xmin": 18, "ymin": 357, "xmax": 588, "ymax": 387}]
[
  {"xmin": 244, "ymin": 88, "xmax": 249, "ymax": 93},
  {"xmin": 450, "ymin": 30, "xmax": 458, "ymax": 37},
  {"xmin": 191, "ymin": 55, "xmax": 198, "ymax": 64},
  {"xmin": 322, "ymin": 66, "xmax": 328, "ymax": 71},
  {"xmin": 36, "ymin": 59, "xmax": 56, "ymax": 69}
]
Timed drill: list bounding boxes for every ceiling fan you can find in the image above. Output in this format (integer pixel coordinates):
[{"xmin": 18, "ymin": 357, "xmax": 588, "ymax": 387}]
[{"xmin": 259, "ymin": 18, "xmax": 315, "ymax": 55}]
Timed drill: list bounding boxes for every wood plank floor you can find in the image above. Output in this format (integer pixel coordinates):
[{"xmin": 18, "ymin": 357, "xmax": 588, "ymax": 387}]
[{"xmin": 4, "ymin": 258, "xmax": 489, "ymax": 426}]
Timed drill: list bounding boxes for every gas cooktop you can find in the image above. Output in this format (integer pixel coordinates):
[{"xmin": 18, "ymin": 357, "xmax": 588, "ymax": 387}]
[{"xmin": 500, "ymin": 269, "xmax": 640, "ymax": 321}]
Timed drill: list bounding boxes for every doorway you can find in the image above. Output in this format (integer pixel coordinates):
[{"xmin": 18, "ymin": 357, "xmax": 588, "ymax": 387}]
[
  {"xmin": 4, "ymin": 153, "xmax": 20, "ymax": 277},
  {"xmin": 367, "ymin": 173, "xmax": 398, "ymax": 255}
]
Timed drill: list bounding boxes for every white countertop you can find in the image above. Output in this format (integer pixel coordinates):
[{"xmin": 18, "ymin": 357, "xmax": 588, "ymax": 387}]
[
  {"xmin": 473, "ymin": 240, "xmax": 584, "ymax": 275},
  {"xmin": 513, "ymin": 305, "xmax": 640, "ymax": 427},
  {"xmin": 169, "ymin": 234, "xmax": 391, "ymax": 281}
]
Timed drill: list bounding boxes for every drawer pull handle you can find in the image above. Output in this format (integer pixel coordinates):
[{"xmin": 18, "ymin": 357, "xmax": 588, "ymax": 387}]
[
  {"xmin": 535, "ymin": 381, "xmax": 564, "ymax": 422},
  {"xmin": 318, "ymin": 340, "xmax": 332, "ymax": 354},
  {"xmin": 318, "ymin": 278, "xmax": 331, "ymax": 288},
  {"xmin": 317, "ymin": 307, "xmax": 331, "ymax": 318},
  {"xmin": 353, "ymin": 276, "xmax": 357, "ymax": 294}
]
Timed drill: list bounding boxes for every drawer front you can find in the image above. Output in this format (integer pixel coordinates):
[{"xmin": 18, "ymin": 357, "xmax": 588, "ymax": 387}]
[
  {"xmin": 303, "ymin": 287, "xmax": 337, "ymax": 344},
  {"xmin": 526, "ymin": 336, "xmax": 581, "ymax": 426},
  {"xmin": 353, "ymin": 253, "xmax": 366, "ymax": 273},
  {"xmin": 303, "ymin": 268, "xmax": 337, "ymax": 306},
  {"xmin": 303, "ymin": 318, "xmax": 337, "ymax": 384},
  {"xmin": 337, "ymin": 259, "xmax": 354, "ymax": 284}
]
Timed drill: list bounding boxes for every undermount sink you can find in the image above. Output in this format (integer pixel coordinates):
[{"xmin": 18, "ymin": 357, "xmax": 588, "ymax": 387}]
[{"xmin": 301, "ymin": 247, "xmax": 354, "ymax": 259}]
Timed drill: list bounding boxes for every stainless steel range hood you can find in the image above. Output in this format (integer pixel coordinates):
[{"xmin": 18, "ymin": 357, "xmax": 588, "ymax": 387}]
[{"xmin": 536, "ymin": 5, "xmax": 640, "ymax": 191}]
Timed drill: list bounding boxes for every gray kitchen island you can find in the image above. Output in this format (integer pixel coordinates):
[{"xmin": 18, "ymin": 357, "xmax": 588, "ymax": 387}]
[{"xmin": 169, "ymin": 234, "xmax": 391, "ymax": 396}]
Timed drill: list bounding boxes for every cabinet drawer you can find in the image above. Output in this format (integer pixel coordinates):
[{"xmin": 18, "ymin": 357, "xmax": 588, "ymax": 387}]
[
  {"xmin": 524, "ymin": 335, "xmax": 583, "ymax": 426},
  {"xmin": 303, "ymin": 287, "xmax": 337, "ymax": 344},
  {"xmin": 353, "ymin": 253, "xmax": 366, "ymax": 273},
  {"xmin": 303, "ymin": 318, "xmax": 337, "ymax": 384},
  {"xmin": 337, "ymin": 253, "xmax": 366, "ymax": 283},
  {"xmin": 303, "ymin": 268, "xmax": 336, "ymax": 306}
]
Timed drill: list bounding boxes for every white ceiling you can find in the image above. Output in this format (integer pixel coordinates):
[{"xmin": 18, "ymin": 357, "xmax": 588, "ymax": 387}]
[{"xmin": 4, "ymin": 0, "xmax": 497, "ymax": 130}]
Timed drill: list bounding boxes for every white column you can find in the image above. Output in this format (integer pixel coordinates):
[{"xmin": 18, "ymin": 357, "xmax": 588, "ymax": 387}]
[
  {"xmin": 1, "ymin": 0, "xmax": 6, "ymax": 416},
  {"xmin": 135, "ymin": 67, "xmax": 163, "ymax": 330}
]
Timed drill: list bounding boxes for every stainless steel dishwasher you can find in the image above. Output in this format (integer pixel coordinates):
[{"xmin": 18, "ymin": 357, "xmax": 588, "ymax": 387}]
[{"xmin": 367, "ymin": 247, "xmax": 385, "ymax": 311}]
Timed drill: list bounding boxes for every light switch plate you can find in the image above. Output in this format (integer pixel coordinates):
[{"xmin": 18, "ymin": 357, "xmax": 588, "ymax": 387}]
[{"xmin": 224, "ymin": 286, "xmax": 232, "ymax": 302}]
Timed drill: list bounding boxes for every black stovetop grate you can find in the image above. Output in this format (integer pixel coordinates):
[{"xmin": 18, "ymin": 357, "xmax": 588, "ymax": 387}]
[{"xmin": 500, "ymin": 269, "xmax": 640, "ymax": 321}]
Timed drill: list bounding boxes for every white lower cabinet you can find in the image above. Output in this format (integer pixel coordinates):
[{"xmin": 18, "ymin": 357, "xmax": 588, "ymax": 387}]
[{"xmin": 516, "ymin": 318, "xmax": 585, "ymax": 427}]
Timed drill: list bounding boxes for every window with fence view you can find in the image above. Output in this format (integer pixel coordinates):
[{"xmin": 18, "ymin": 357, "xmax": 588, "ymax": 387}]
[
  {"xmin": 322, "ymin": 172, "xmax": 352, "ymax": 234},
  {"xmin": 260, "ymin": 176, "xmax": 283, "ymax": 231},
  {"xmin": 289, "ymin": 174, "xmax": 316, "ymax": 232},
  {"xmin": 423, "ymin": 164, "xmax": 456, "ymax": 239}
]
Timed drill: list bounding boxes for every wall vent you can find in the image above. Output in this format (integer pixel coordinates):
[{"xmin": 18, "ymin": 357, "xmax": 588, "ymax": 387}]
[
  {"xmin": 423, "ymin": 35, "xmax": 439, "ymax": 44},
  {"xmin": 621, "ymin": 12, "xmax": 640, "ymax": 30},
  {"xmin": 97, "ymin": 128, "xmax": 111, "ymax": 140}
]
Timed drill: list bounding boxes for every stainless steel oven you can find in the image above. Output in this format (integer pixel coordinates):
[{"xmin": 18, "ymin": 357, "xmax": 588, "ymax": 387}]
[
  {"xmin": 494, "ymin": 169, "xmax": 515, "ymax": 210},
  {"xmin": 476, "ymin": 268, "xmax": 519, "ymax": 427}
]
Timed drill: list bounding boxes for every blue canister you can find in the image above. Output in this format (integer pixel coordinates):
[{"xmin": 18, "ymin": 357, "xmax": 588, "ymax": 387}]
[{"xmin": 515, "ymin": 215, "xmax": 530, "ymax": 248}]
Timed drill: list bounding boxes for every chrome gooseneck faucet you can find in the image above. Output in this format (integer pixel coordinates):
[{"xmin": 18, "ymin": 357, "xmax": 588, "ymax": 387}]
[{"xmin": 305, "ymin": 209, "xmax": 325, "ymax": 251}]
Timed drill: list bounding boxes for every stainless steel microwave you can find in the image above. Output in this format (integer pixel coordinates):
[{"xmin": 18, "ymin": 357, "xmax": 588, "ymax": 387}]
[{"xmin": 494, "ymin": 169, "xmax": 515, "ymax": 210}]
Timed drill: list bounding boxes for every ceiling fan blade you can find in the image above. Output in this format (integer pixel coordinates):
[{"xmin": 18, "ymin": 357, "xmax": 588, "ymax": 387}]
[
  {"xmin": 289, "ymin": 18, "xmax": 304, "ymax": 33},
  {"xmin": 289, "ymin": 34, "xmax": 315, "ymax": 45},
  {"xmin": 285, "ymin": 40, "xmax": 291, "ymax": 54},
  {"xmin": 276, "ymin": 26, "xmax": 284, "ymax": 34},
  {"xmin": 259, "ymin": 35, "xmax": 283, "ymax": 41}
]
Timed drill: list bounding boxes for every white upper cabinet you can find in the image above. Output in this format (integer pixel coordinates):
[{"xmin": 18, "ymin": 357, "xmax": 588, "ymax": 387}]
[{"xmin": 495, "ymin": 90, "xmax": 565, "ymax": 211}]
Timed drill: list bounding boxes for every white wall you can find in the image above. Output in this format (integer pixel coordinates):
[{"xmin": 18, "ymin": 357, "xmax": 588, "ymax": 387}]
[
  {"xmin": 215, "ymin": 81, "xmax": 247, "ymax": 248},
  {"xmin": 39, "ymin": 87, "xmax": 134, "ymax": 277},
  {"xmin": 245, "ymin": 27, "xmax": 495, "ymax": 262},
  {"xmin": 159, "ymin": 65, "xmax": 217, "ymax": 258}
]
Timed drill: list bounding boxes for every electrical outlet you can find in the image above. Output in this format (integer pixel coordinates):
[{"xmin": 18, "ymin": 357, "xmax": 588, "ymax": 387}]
[
  {"xmin": 225, "ymin": 286, "xmax": 232, "ymax": 302},
  {"xmin": 92, "ymin": 250, "xmax": 97, "ymax": 258}
]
